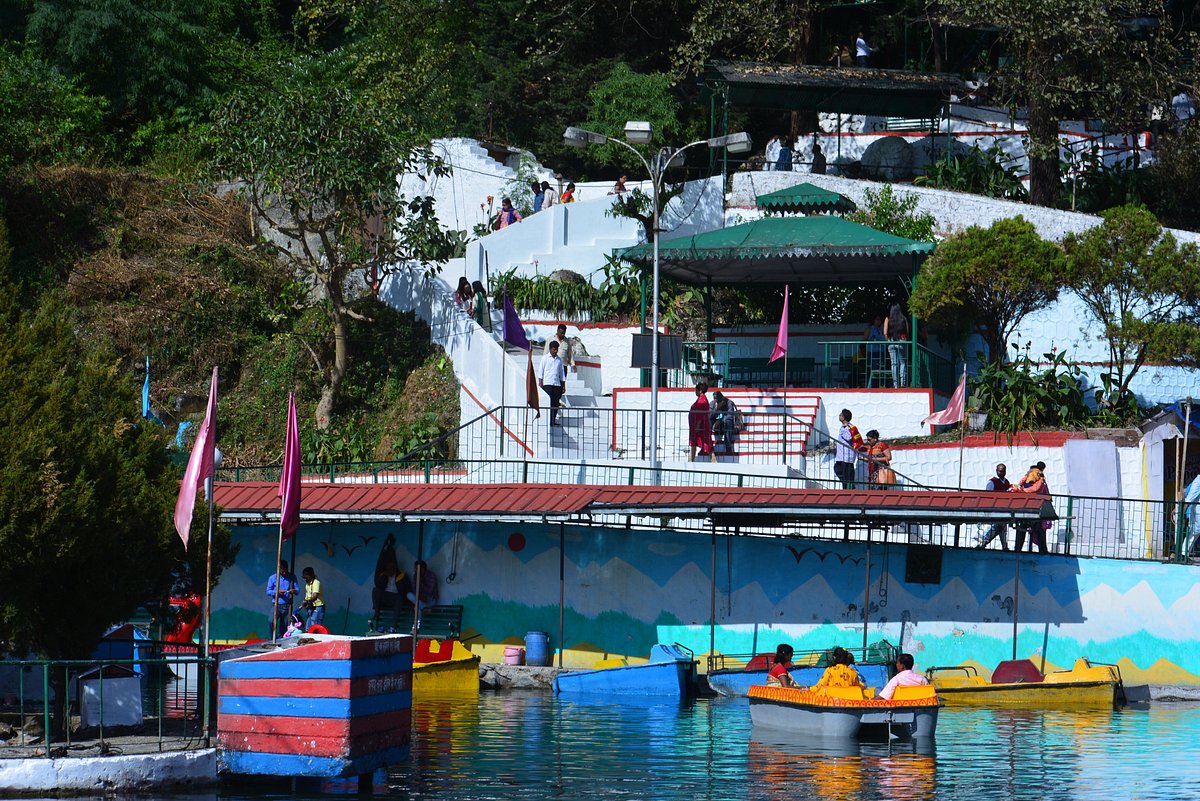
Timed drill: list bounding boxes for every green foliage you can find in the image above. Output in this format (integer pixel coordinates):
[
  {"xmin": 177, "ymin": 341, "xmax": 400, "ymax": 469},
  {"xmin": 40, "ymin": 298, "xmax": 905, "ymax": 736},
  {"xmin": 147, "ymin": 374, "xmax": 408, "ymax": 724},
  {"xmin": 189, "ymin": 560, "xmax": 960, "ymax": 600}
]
[
  {"xmin": 910, "ymin": 216, "xmax": 1064, "ymax": 364},
  {"xmin": 914, "ymin": 143, "xmax": 1027, "ymax": 201},
  {"xmin": 846, "ymin": 185, "xmax": 937, "ymax": 242},
  {"xmin": 583, "ymin": 64, "xmax": 684, "ymax": 172},
  {"xmin": 205, "ymin": 53, "xmax": 455, "ymax": 428},
  {"xmin": 971, "ymin": 349, "xmax": 1091, "ymax": 439},
  {"xmin": 1061, "ymin": 204, "xmax": 1200, "ymax": 408},
  {"xmin": 0, "ymin": 44, "xmax": 107, "ymax": 172},
  {"xmin": 0, "ymin": 286, "xmax": 235, "ymax": 660},
  {"xmin": 26, "ymin": 0, "xmax": 214, "ymax": 130}
]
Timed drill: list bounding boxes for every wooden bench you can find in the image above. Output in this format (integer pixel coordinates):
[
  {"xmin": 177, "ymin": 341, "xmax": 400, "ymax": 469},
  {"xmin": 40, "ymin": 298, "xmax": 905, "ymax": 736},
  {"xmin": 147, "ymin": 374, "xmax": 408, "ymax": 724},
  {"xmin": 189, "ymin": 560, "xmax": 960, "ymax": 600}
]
[{"xmin": 369, "ymin": 604, "xmax": 463, "ymax": 640}]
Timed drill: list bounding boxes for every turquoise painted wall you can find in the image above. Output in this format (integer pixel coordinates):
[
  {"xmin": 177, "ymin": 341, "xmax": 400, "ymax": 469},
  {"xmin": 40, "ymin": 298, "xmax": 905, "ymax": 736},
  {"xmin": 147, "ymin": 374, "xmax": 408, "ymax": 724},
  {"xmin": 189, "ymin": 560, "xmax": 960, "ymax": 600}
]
[{"xmin": 213, "ymin": 520, "xmax": 1200, "ymax": 683}]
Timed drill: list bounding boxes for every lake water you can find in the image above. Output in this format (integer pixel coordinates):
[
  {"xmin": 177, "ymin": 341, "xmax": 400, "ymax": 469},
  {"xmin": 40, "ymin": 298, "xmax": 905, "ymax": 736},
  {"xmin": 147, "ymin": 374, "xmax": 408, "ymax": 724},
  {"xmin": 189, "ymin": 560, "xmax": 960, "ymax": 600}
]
[{"xmin": 39, "ymin": 693, "xmax": 1200, "ymax": 800}]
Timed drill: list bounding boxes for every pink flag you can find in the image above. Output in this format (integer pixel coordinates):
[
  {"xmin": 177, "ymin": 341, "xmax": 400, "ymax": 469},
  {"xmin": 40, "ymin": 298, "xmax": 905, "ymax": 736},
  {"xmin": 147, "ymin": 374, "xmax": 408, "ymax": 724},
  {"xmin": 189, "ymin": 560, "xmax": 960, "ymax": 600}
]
[
  {"xmin": 923, "ymin": 371, "xmax": 967, "ymax": 427},
  {"xmin": 768, "ymin": 286, "xmax": 789, "ymax": 363},
  {"xmin": 173, "ymin": 367, "xmax": 218, "ymax": 550},
  {"xmin": 278, "ymin": 392, "xmax": 301, "ymax": 542}
]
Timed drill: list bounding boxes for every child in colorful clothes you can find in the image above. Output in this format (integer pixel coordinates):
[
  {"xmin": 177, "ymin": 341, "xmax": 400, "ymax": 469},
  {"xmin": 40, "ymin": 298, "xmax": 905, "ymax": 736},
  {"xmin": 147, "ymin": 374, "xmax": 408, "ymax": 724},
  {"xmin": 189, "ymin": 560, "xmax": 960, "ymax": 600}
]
[
  {"xmin": 766, "ymin": 644, "xmax": 799, "ymax": 688},
  {"xmin": 284, "ymin": 614, "xmax": 305, "ymax": 637},
  {"xmin": 811, "ymin": 647, "xmax": 866, "ymax": 692}
]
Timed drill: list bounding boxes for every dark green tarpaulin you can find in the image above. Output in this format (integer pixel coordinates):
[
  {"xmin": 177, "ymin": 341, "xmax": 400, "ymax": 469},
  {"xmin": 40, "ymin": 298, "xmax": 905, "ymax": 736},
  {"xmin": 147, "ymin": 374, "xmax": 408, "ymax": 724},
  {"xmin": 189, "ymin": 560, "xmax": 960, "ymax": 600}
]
[
  {"xmin": 616, "ymin": 216, "xmax": 934, "ymax": 286},
  {"xmin": 756, "ymin": 183, "xmax": 856, "ymax": 214}
]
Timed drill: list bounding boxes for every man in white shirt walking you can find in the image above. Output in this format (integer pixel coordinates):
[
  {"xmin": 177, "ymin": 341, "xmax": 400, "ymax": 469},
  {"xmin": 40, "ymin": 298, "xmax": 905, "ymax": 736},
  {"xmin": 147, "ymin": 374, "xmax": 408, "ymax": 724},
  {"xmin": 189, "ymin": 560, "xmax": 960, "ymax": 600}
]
[{"xmin": 539, "ymin": 340, "xmax": 567, "ymax": 426}]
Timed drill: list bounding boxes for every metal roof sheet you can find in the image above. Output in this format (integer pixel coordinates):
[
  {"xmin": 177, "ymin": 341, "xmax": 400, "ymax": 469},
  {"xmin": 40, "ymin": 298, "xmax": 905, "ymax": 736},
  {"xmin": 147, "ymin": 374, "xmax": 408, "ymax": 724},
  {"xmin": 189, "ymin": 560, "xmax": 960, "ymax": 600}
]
[{"xmin": 214, "ymin": 482, "xmax": 1050, "ymax": 527}]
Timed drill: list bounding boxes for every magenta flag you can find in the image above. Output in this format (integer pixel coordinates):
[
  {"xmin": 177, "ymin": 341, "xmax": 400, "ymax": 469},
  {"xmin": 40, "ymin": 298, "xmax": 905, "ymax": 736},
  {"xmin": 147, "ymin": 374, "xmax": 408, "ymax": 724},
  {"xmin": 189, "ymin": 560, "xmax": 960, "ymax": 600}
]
[
  {"xmin": 768, "ymin": 286, "xmax": 789, "ymax": 363},
  {"xmin": 278, "ymin": 392, "xmax": 301, "ymax": 542},
  {"xmin": 923, "ymin": 371, "xmax": 967, "ymax": 427},
  {"xmin": 173, "ymin": 367, "xmax": 218, "ymax": 550}
]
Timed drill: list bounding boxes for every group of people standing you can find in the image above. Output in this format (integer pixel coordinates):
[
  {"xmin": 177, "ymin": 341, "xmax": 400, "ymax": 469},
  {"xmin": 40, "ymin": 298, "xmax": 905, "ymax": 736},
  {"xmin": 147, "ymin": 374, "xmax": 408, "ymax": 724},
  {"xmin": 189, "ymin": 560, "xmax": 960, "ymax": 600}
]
[
  {"xmin": 763, "ymin": 136, "xmax": 826, "ymax": 174},
  {"xmin": 834, "ymin": 409, "xmax": 895, "ymax": 489},
  {"xmin": 688, "ymin": 383, "xmax": 743, "ymax": 461},
  {"xmin": 265, "ymin": 560, "xmax": 327, "ymax": 639},
  {"xmin": 455, "ymin": 277, "xmax": 492, "ymax": 331},
  {"xmin": 977, "ymin": 461, "xmax": 1054, "ymax": 553},
  {"xmin": 492, "ymin": 181, "xmax": 580, "ymax": 231}
]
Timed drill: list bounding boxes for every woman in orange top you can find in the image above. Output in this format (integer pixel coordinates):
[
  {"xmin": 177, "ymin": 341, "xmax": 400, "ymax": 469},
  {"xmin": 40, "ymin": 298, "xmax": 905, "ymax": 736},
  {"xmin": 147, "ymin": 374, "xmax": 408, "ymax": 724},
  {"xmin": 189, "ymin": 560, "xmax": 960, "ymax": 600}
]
[
  {"xmin": 811, "ymin": 646, "xmax": 866, "ymax": 692},
  {"xmin": 865, "ymin": 429, "xmax": 894, "ymax": 485}
]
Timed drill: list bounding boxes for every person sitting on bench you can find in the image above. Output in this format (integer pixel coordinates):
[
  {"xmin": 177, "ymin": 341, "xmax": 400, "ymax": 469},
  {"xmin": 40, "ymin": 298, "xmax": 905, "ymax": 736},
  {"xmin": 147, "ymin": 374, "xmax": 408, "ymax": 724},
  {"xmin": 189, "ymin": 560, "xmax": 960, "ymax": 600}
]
[
  {"xmin": 372, "ymin": 563, "xmax": 411, "ymax": 631},
  {"xmin": 406, "ymin": 559, "xmax": 439, "ymax": 611}
]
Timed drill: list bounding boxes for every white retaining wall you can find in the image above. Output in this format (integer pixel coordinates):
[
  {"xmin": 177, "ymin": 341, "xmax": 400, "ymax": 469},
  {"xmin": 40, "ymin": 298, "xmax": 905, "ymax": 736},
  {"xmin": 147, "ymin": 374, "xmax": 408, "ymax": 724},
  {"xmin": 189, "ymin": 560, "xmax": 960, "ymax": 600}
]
[{"xmin": 0, "ymin": 749, "xmax": 217, "ymax": 794}]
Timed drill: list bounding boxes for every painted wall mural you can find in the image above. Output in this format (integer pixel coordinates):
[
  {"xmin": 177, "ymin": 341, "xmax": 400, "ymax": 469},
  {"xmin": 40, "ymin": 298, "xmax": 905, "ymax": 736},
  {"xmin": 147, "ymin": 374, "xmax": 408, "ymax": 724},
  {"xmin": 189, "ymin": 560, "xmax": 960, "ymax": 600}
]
[{"xmin": 212, "ymin": 518, "xmax": 1200, "ymax": 685}]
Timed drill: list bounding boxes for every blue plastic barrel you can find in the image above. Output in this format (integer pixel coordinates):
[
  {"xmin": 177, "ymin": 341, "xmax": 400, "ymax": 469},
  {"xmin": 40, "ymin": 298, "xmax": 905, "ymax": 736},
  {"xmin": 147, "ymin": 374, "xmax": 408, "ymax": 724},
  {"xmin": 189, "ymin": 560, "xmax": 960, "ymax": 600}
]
[{"xmin": 525, "ymin": 631, "xmax": 552, "ymax": 666}]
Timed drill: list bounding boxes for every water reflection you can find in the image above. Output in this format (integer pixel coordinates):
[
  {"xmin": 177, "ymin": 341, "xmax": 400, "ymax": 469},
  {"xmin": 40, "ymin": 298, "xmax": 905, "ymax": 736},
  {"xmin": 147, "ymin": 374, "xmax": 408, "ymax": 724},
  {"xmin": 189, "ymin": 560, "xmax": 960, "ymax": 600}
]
[{"xmin": 748, "ymin": 728, "xmax": 936, "ymax": 801}]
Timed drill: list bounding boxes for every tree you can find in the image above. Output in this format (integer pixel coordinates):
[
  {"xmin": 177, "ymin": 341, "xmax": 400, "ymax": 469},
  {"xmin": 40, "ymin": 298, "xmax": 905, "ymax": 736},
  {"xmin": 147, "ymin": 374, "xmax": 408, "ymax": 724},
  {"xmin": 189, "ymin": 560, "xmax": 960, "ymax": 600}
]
[
  {"xmin": 927, "ymin": 0, "xmax": 1194, "ymax": 207},
  {"xmin": 0, "ymin": 282, "xmax": 236, "ymax": 733},
  {"xmin": 26, "ymin": 0, "xmax": 215, "ymax": 129},
  {"xmin": 909, "ymin": 216, "xmax": 1065, "ymax": 364},
  {"xmin": 206, "ymin": 56, "xmax": 458, "ymax": 429},
  {"xmin": 847, "ymin": 185, "xmax": 938, "ymax": 242},
  {"xmin": 1062, "ymin": 205, "xmax": 1200, "ymax": 408},
  {"xmin": 0, "ymin": 44, "xmax": 106, "ymax": 172},
  {"xmin": 584, "ymin": 64, "xmax": 687, "ymax": 173}
]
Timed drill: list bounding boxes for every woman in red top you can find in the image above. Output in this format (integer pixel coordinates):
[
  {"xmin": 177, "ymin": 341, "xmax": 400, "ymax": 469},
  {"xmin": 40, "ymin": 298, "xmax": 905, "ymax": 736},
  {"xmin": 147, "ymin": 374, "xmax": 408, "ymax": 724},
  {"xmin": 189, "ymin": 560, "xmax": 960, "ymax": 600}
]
[
  {"xmin": 689, "ymin": 381, "xmax": 716, "ymax": 462},
  {"xmin": 766, "ymin": 644, "xmax": 798, "ymax": 687}
]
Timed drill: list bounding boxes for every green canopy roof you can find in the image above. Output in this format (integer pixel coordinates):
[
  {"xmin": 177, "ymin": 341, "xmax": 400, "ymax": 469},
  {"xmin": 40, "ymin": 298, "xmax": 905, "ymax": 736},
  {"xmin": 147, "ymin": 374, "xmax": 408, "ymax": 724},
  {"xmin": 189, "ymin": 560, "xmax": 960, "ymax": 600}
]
[
  {"xmin": 616, "ymin": 216, "xmax": 935, "ymax": 286},
  {"xmin": 756, "ymin": 183, "xmax": 856, "ymax": 214}
]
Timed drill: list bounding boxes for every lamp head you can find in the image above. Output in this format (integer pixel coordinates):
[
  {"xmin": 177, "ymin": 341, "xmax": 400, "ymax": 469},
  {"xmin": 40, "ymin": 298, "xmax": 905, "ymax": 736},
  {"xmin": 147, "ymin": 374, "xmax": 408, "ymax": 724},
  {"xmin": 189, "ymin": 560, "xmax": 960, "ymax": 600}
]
[
  {"xmin": 624, "ymin": 121, "xmax": 653, "ymax": 145},
  {"xmin": 563, "ymin": 126, "xmax": 608, "ymax": 148},
  {"xmin": 708, "ymin": 131, "xmax": 753, "ymax": 154}
]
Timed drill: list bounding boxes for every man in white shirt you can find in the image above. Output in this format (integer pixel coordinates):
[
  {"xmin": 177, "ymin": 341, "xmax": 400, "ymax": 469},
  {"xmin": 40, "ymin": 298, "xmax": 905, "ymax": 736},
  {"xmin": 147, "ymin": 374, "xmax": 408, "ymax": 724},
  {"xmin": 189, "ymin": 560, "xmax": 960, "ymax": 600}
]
[
  {"xmin": 855, "ymin": 32, "xmax": 871, "ymax": 67},
  {"xmin": 542, "ymin": 324, "xmax": 576, "ymax": 372},
  {"xmin": 1172, "ymin": 90, "xmax": 1195, "ymax": 128},
  {"xmin": 879, "ymin": 653, "xmax": 930, "ymax": 699},
  {"xmin": 539, "ymin": 340, "xmax": 567, "ymax": 426}
]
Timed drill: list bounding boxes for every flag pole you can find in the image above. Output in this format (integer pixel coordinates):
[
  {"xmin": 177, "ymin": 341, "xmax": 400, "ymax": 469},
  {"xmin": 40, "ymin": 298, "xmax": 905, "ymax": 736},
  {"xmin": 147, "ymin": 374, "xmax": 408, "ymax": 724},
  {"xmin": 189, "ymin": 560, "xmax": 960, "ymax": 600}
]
[{"xmin": 957, "ymin": 363, "xmax": 968, "ymax": 490}]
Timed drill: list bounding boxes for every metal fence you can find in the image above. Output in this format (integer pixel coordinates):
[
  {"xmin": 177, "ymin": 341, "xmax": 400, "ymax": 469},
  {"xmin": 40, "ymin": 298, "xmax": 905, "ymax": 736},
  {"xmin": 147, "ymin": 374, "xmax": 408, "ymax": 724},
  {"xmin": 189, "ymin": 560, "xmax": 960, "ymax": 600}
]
[
  {"xmin": 0, "ymin": 646, "xmax": 210, "ymax": 757},
  {"xmin": 217, "ymin": 452, "xmax": 1188, "ymax": 564},
  {"xmin": 818, "ymin": 340, "xmax": 957, "ymax": 394}
]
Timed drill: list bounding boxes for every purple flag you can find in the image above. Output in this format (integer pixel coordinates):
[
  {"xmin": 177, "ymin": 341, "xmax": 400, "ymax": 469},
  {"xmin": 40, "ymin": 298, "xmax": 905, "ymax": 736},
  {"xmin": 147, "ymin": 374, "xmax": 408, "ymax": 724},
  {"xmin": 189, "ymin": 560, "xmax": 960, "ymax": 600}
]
[
  {"xmin": 502, "ymin": 289, "xmax": 530, "ymax": 351},
  {"xmin": 173, "ymin": 367, "xmax": 218, "ymax": 550},
  {"xmin": 769, "ymin": 286, "xmax": 789, "ymax": 363},
  {"xmin": 278, "ymin": 392, "xmax": 301, "ymax": 542}
]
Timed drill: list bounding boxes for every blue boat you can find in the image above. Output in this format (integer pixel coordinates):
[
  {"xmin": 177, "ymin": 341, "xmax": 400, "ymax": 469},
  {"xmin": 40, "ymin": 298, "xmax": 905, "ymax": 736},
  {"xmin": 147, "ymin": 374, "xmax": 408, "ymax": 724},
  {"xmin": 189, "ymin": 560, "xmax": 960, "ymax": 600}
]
[
  {"xmin": 706, "ymin": 642, "xmax": 897, "ymax": 698},
  {"xmin": 554, "ymin": 644, "xmax": 696, "ymax": 697}
]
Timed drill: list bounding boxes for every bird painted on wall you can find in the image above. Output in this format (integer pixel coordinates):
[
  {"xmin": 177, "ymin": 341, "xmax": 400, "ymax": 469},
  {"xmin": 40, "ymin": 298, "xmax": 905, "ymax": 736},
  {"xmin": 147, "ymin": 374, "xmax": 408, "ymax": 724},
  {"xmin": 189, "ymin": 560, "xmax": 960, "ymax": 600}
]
[{"xmin": 785, "ymin": 544, "xmax": 863, "ymax": 566}]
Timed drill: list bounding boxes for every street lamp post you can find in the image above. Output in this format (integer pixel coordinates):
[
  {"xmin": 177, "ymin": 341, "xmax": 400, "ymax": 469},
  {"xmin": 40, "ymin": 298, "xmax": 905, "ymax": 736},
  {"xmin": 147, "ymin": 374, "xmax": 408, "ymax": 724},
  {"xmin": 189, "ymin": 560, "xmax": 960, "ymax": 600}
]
[{"xmin": 563, "ymin": 123, "xmax": 751, "ymax": 476}]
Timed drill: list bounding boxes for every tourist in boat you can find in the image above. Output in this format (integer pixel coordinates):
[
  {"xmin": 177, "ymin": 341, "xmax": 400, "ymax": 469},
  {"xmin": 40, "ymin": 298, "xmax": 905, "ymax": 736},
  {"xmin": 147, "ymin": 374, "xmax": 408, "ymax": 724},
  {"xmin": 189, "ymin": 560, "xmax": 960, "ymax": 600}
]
[
  {"xmin": 878, "ymin": 653, "xmax": 930, "ymax": 699},
  {"xmin": 495, "ymin": 197, "xmax": 522, "ymax": 229},
  {"xmin": 1013, "ymin": 464, "xmax": 1051, "ymax": 553},
  {"xmin": 766, "ymin": 644, "xmax": 799, "ymax": 688},
  {"xmin": 865, "ymin": 429, "xmax": 894, "ymax": 485},
  {"xmin": 977, "ymin": 463, "xmax": 1012, "ymax": 549},
  {"xmin": 689, "ymin": 381, "xmax": 716, "ymax": 462},
  {"xmin": 811, "ymin": 646, "xmax": 866, "ymax": 692},
  {"xmin": 284, "ymin": 613, "xmax": 305, "ymax": 637},
  {"xmin": 299, "ymin": 566, "xmax": 326, "ymax": 629}
]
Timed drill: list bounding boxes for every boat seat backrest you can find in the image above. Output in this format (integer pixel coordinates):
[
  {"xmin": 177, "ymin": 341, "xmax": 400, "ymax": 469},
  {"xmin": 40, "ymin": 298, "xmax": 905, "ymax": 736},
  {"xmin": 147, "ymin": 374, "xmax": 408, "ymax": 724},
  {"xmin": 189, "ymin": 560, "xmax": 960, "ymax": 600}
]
[
  {"xmin": 892, "ymin": 684, "xmax": 938, "ymax": 701},
  {"xmin": 991, "ymin": 659, "xmax": 1044, "ymax": 684}
]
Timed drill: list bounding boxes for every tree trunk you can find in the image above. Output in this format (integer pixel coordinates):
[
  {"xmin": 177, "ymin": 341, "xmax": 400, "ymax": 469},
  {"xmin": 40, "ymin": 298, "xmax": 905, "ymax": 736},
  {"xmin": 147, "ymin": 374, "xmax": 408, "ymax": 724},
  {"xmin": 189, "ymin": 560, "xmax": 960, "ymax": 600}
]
[
  {"xmin": 315, "ymin": 281, "xmax": 349, "ymax": 431},
  {"xmin": 1026, "ymin": 41, "xmax": 1061, "ymax": 207}
]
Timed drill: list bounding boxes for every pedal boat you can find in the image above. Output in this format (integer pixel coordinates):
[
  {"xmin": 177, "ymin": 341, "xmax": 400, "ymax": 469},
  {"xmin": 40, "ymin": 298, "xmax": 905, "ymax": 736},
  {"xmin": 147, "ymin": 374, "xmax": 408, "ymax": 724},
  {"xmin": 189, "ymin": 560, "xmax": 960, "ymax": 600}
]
[
  {"xmin": 554, "ymin": 644, "xmax": 696, "ymax": 697},
  {"xmin": 926, "ymin": 658, "xmax": 1124, "ymax": 708},
  {"xmin": 412, "ymin": 639, "xmax": 480, "ymax": 693},
  {"xmin": 748, "ymin": 684, "xmax": 940, "ymax": 738},
  {"xmin": 708, "ymin": 642, "xmax": 896, "ymax": 698}
]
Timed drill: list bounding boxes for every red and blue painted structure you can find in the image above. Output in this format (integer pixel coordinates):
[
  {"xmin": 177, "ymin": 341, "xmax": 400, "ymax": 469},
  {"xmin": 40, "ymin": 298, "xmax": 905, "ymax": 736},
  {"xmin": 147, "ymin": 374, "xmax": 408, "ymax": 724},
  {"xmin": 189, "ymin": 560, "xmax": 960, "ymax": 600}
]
[{"xmin": 217, "ymin": 635, "xmax": 412, "ymax": 777}]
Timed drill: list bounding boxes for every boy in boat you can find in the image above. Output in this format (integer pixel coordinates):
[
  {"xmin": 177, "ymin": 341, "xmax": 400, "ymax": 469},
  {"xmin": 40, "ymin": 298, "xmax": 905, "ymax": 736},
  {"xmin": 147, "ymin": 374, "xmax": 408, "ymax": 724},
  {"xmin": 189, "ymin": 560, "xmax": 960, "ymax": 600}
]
[
  {"xmin": 766, "ymin": 644, "xmax": 799, "ymax": 688},
  {"xmin": 878, "ymin": 653, "xmax": 930, "ymax": 699}
]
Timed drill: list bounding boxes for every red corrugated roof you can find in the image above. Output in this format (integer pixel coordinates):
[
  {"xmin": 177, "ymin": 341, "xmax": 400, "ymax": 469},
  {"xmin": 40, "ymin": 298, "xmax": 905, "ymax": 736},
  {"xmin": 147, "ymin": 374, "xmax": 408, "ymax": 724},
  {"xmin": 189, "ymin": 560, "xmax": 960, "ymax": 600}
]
[{"xmin": 214, "ymin": 481, "xmax": 1048, "ymax": 524}]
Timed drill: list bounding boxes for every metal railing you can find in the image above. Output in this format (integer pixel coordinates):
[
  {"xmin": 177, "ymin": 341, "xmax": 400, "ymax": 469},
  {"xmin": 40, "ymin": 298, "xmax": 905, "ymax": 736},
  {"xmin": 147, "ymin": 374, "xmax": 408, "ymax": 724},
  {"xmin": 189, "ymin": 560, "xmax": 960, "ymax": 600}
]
[
  {"xmin": 816, "ymin": 340, "xmax": 956, "ymax": 394},
  {"xmin": 0, "ymin": 645, "xmax": 210, "ymax": 758},
  {"xmin": 667, "ymin": 340, "xmax": 735, "ymax": 389}
]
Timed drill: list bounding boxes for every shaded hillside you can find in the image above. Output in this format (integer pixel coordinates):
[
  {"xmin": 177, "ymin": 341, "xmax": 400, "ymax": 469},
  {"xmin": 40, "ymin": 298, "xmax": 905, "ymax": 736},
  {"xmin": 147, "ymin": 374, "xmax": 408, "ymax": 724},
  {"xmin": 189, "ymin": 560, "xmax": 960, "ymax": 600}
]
[{"xmin": 1, "ymin": 167, "xmax": 458, "ymax": 466}]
